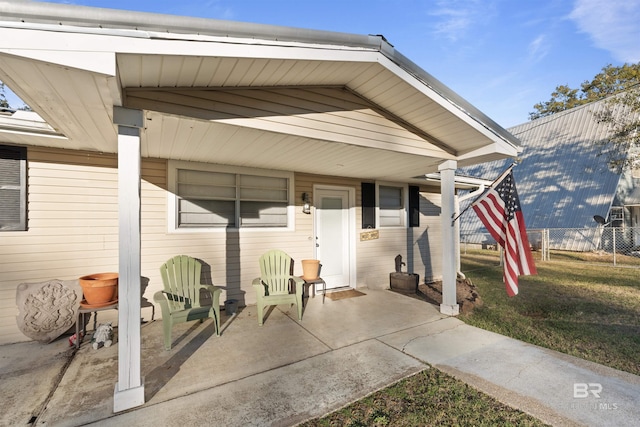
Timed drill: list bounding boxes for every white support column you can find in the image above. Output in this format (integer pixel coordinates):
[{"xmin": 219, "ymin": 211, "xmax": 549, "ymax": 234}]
[
  {"xmin": 113, "ymin": 107, "xmax": 145, "ymax": 412},
  {"xmin": 439, "ymin": 160, "xmax": 459, "ymax": 316},
  {"xmin": 454, "ymin": 195, "xmax": 461, "ymax": 274}
]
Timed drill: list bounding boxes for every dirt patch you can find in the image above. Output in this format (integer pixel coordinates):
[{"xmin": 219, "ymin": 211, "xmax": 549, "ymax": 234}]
[{"xmin": 395, "ymin": 276, "xmax": 482, "ymax": 314}]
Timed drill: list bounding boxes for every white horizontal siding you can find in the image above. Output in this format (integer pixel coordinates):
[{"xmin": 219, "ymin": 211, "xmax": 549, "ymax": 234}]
[
  {"xmin": 356, "ymin": 190, "xmax": 443, "ymax": 290},
  {"xmin": 0, "ymin": 147, "xmax": 444, "ymax": 345},
  {"xmin": 0, "ymin": 149, "xmax": 320, "ymax": 344},
  {"xmin": 0, "ymin": 148, "xmax": 121, "ymax": 343}
]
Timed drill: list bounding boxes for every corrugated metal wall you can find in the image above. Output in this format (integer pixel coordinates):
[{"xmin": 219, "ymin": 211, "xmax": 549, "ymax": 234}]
[{"xmin": 459, "ymin": 98, "xmax": 629, "ymax": 249}]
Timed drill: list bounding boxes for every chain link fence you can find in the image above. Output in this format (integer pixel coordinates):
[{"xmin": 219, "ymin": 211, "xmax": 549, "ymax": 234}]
[{"xmin": 461, "ymin": 227, "xmax": 640, "ymax": 267}]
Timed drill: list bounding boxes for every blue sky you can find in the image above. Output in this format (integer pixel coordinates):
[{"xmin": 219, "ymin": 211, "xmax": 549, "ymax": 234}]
[{"xmin": 6, "ymin": 0, "xmax": 640, "ymax": 128}]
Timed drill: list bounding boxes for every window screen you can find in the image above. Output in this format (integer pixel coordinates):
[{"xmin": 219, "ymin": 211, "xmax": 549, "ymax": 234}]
[
  {"xmin": 0, "ymin": 145, "xmax": 27, "ymax": 231},
  {"xmin": 176, "ymin": 168, "xmax": 289, "ymax": 228},
  {"xmin": 379, "ymin": 185, "xmax": 404, "ymax": 227}
]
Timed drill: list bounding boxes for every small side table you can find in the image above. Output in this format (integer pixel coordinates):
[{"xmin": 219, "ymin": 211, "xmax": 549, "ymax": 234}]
[
  {"xmin": 300, "ymin": 277, "xmax": 326, "ymax": 305},
  {"xmin": 75, "ymin": 302, "xmax": 118, "ymax": 349}
]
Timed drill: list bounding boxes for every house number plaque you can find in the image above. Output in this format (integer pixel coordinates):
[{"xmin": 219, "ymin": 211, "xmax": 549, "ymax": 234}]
[{"xmin": 360, "ymin": 230, "xmax": 379, "ymax": 241}]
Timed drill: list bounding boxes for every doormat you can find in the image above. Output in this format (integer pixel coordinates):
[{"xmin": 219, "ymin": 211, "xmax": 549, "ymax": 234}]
[{"xmin": 325, "ymin": 289, "xmax": 366, "ymax": 301}]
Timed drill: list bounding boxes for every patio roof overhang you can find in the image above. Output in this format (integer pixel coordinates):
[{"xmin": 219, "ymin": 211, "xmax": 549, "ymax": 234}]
[{"xmin": 0, "ymin": 2, "xmax": 520, "ymax": 184}]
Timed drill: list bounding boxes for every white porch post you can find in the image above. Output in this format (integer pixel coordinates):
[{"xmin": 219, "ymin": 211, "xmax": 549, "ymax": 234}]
[
  {"xmin": 454, "ymin": 195, "xmax": 462, "ymax": 274},
  {"xmin": 439, "ymin": 160, "xmax": 460, "ymax": 316},
  {"xmin": 113, "ymin": 107, "xmax": 145, "ymax": 412}
]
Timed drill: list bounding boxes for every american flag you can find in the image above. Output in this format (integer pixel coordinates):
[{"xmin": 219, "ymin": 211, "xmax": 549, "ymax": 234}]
[{"xmin": 471, "ymin": 170, "xmax": 536, "ymax": 296}]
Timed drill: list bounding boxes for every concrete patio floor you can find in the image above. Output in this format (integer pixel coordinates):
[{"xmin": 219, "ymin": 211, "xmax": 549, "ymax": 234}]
[{"xmin": 2, "ymin": 288, "xmax": 639, "ymax": 426}]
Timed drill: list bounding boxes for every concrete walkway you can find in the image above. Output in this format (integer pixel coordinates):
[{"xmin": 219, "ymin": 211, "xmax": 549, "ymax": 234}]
[{"xmin": 1, "ymin": 289, "xmax": 638, "ymax": 426}]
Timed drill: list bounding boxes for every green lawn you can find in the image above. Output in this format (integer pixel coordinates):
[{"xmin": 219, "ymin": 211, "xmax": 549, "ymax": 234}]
[
  {"xmin": 300, "ymin": 368, "xmax": 546, "ymax": 427},
  {"xmin": 459, "ymin": 249, "xmax": 640, "ymax": 376},
  {"xmin": 302, "ymin": 250, "xmax": 639, "ymax": 426}
]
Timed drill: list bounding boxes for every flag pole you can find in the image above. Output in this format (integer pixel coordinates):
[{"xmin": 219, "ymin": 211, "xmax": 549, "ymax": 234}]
[{"xmin": 451, "ymin": 162, "xmax": 517, "ymax": 226}]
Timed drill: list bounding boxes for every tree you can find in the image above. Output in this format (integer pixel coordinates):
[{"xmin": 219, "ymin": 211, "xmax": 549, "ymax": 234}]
[
  {"xmin": 530, "ymin": 63, "xmax": 640, "ymax": 120},
  {"xmin": 0, "ymin": 80, "xmax": 31, "ymax": 111},
  {"xmin": 0, "ymin": 82, "xmax": 9, "ymax": 109},
  {"xmin": 530, "ymin": 85, "xmax": 583, "ymax": 119},
  {"xmin": 592, "ymin": 87, "xmax": 640, "ymax": 173},
  {"xmin": 529, "ymin": 63, "xmax": 640, "ymax": 173}
]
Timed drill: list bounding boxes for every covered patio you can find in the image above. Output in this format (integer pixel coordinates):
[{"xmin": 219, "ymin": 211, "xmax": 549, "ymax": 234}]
[
  {"xmin": 5, "ymin": 288, "xmax": 639, "ymax": 427},
  {"xmin": 7, "ymin": 290, "xmax": 443, "ymax": 426},
  {"xmin": 0, "ymin": 1, "xmax": 521, "ymax": 413}
]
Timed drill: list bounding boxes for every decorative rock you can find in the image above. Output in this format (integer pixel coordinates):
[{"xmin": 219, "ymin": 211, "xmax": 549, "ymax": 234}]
[{"xmin": 16, "ymin": 279, "xmax": 82, "ymax": 343}]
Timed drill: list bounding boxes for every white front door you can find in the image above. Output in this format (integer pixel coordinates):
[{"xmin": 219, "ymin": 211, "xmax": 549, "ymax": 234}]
[{"xmin": 315, "ymin": 187, "xmax": 352, "ymax": 290}]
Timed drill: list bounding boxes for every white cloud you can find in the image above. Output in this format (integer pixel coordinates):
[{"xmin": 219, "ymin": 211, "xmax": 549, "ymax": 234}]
[
  {"xmin": 570, "ymin": 0, "xmax": 640, "ymax": 63},
  {"xmin": 528, "ymin": 34, "xmax": 550, "ymax": 63},
  {"xmin": 429, "ymin": 0, "xmax": 492, "ymax": 42}
]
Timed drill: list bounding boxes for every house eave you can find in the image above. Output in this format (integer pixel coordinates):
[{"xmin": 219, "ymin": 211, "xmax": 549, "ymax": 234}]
[{"xmin": 0, "ymin": 0, "xmax": 521, "ymax": 158}]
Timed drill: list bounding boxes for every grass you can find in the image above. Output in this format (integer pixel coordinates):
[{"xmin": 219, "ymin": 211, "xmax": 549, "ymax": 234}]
[
  {"xmin": 301, "ymin": 249, "xmax": 639, "ymax": 426},
  {"xmin": 459, "ymin": 249, "xmax": 640, "ymax": 376},
  {"xmin": 300, "ymin": 368, "xmax": 546, "ymax": 427}
]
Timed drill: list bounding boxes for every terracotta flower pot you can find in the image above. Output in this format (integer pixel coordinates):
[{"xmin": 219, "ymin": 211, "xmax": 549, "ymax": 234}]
[
  {"xmin": 79, "ymin": 273, "xmax": 118, "ymax": 305},
  {"xmin": 301, "ymin": 259, "xmax": 320, "ymax": 280}
]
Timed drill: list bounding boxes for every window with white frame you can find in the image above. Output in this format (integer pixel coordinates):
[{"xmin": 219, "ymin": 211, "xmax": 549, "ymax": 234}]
[
  {"xmin": 171, "ymin": 163, "xmax": 292, "ymax": 230},
  {"xmin": 0, "ymin": 145, "xmax": 27, "ymax": 231},
  {"xmin": 378, "ymin": 184, "xmax": 405, "ymax": 227}
]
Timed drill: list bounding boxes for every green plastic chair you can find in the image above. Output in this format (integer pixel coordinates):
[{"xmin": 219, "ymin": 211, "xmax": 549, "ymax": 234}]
[
  {"xmin": 154, "ymin": 255, "xmax": 221, "ymax": 350},
  {"xmin": 252, "ymin": 249, "xmax": 304, "ymax": 325}
]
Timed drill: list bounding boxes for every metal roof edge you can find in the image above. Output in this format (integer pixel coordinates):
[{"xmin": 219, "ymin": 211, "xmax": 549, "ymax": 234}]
[{"xmin": 0, "ymin": 1, "xmax": 382, "ymax": 49}]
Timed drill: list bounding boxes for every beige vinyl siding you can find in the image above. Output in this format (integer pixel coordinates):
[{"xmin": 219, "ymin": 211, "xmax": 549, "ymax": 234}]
[
  {"xmin": 419, "ymin": 192, "xmax": 444, "ymax": 281},
  {"xmin": 0, "ymin": 146, "xmax": 444, "ymax": 344},
  {"xmin": 356, "ymin": 189, "xmax": 443, "ymax": 289},
  {"xmin": 0, "ymin": 147, "xmax": 120, "ymax": 344},
  {"xmin": 0, "ymin": 147, "xmax": 318, "ymax": 344}
]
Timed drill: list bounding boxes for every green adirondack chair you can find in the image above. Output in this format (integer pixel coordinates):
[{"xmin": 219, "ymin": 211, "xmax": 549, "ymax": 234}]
[
  {"xmin": 252, "ymin": 249, "xmax": 304, "ymax": 325},
  {"xmin": 154, "ymin": 255, "xmax": 221, "ymax": 350}
]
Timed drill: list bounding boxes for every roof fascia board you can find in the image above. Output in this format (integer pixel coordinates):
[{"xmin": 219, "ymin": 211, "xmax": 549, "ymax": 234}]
[
  {"xmin": 0, "ymin": 1, "xmax": 384, "ymax": 50},
  {"xmin": 424, "ymin": 173, "xmax": 493, "ymax": 189},
  {"xmin": 0, "ymin": 112, "xmax": 67, "ymax": 139},
  {"xmin": 0, "ymin": 25, "xmax": 379, "ymax": 65},
  {"xmin": 373, "ymin": 54, "xmax": 511, "ymax": 148},
  {"xmin": 0, "ymin": 20, "xmax": 379, "ymax": 54},
  {"xmin": 0, "ymin": 50, "xmax": 115, "ymax": 76},
  {"xmin": 377, "ymin": 46, "xmax": 521, "ymax": 150},
  {"xmin": 458, "ymin": 140, "xmax": 520, "ymax": 161}
]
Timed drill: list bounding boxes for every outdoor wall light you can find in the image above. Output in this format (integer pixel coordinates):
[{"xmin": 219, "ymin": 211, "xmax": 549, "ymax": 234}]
[{"xmin": 302, "ymin": 192, "xmax": 311, "ymax": 214}]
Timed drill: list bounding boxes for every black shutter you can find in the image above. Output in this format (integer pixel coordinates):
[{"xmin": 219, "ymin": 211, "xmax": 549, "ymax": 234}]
[
  {"xmin": 361, "ymin": 182, "xmax": 375, "ymax": 229},
  {"xmin": 0, "ymin": 145, "xmax": 27, "ymax": 231},
  {"xmin": 409, "ymin": 185, "xmax": 420, "ymax": 227}
]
